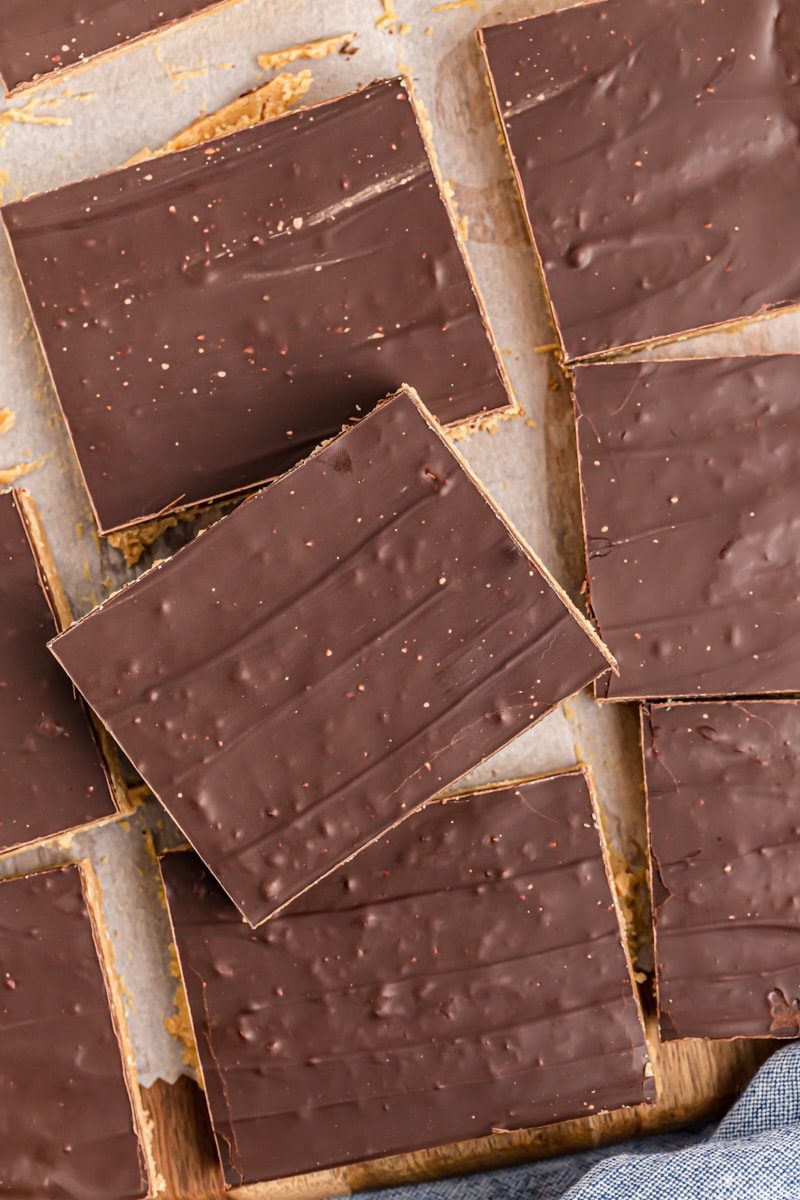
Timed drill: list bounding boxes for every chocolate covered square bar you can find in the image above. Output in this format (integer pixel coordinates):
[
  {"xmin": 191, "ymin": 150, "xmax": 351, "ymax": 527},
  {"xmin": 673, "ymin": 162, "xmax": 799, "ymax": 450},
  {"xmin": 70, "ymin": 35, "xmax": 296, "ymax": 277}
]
[
  {"xmin": 0, "ymin": 488, "xmax": 122, "ymax": 854},
  {"xmin": 160, "ymin": 770, "xmax": 650, "ymax": 1186},
  {"xmin": 0, "ymin": 864, "xmax": 154, "ymax": 1196},
  {"xmin": 644, "ymin": 700, "xmax": 800, "ymax": 1040},
  {"xmin": 51, "ymin": 388, "xmax": 611, "ymax": 926},
  {"xmin": 2, "ymin": 78, "xmax": 513, "ymax": 533},
  {"xmin": 480, "ymin": 0, "xmax": 800, "ymax": 360},
  {"xmin": 573, "ymin": 356, "xmax": 800, "ymax": 701}
]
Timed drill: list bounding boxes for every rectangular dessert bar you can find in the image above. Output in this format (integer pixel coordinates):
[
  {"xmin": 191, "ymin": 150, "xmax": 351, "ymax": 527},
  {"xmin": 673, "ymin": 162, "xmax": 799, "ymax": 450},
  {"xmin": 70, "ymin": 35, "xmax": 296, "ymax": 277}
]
[
  {"xmin": 0, "ymin": 0, "xmax": 236, "ymax": 96},
  {"xmin": 479, "ymin": 0, "xmax": 800, "ymax": 361},
  {"xmin": 643, "ymin": 700, "xmax": 800, "ymax": 1040},
  {"xmin": 0, "ymin": 863, "xmax": 154, "ymax": 1196},
  {"xmin": 0, "ymin": 488, "xmax": 122, "ymax": 854},
  {"xmin": 160, "ymin": 770, "xmax": 651, "ymax": 1187},
  {"xmin": 572, "ymin": 356, "xmax": 800, "ymax": 701},
  {"xmin": 50, "ymin": 388, "xmax": 612, "ymax": 927},
  {"xmin": 2, "ymin": 76, "xmax": 514, "ymax": 534}
]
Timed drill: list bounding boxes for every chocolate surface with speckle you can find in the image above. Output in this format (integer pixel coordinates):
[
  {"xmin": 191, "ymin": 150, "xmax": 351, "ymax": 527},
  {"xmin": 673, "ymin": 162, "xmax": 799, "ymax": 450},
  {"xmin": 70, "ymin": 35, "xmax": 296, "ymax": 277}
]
[
  {"xmin": 161, "ymin": 771, "xmax": 650, "ymax": 1186},
  {"xmin": 0, "ymin": 0, "xmax": 224, "ymax": 96},
  {"xmin": 573, "ymin": 356, "xmax": 800, "ymax": 700},
  {"xmin": 0, "ymin": 865, "xmax": 147, "ymax": 1198},
  {"xmin": 479, "ymin": 0, "xmax": 800, "ymax": 360},
  {"xmin": 0, "ymin": 490, "xmax": 116, "ymax": 853},
  {"xmin": 2, "ymin": 78, "xmax": 512, "ymax": 533},
  {"xmin": 644, "ymin": 700, "xmax": 800, "ymax": 1040},
  {"xmin": 51, "ymin": 389, "xmax": 610, "ymax": 927}
]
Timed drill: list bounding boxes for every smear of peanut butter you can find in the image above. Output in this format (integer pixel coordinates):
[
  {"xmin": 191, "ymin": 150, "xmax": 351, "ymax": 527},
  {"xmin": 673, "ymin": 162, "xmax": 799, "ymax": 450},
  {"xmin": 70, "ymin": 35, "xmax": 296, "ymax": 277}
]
[{"xmin": 258, "ymin": 32, "xmax": 355, "ymax": 72}]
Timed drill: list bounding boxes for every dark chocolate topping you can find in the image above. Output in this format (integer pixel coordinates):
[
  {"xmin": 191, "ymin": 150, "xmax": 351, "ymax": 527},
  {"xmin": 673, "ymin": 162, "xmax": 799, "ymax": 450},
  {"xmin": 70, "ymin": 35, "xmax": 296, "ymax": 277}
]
[
  {"xmin": 51, "ymin": 389, "xmax": 610, "ymax": 927},
  {"xmin": 0, "ymin": 0, "xmax": 222, "ymax": 95},
  {"xmin": 572, "ymin": 356, "xmax": 800, "ymax": 700},
  {"xmin": 0, "ymin": 865, "xmax": 147, "ymax": 1198},
  {"xmin": 161, "ymin": 772, "xmax": 649, "ymax": 1186},
  {"xmin": 644, "ymin": 700, "xmax": 800, "ymax": 1040},
  {"xmin": 0, "ymin": 490, "xmax": 116, "ymax": 852},
  {"xmin": 2, "ymin": 78, "xmax": 511, "ymax": 533},
  {"xmin": 480, "ymin": 0, "xmax": 800, "ymax": 360}
]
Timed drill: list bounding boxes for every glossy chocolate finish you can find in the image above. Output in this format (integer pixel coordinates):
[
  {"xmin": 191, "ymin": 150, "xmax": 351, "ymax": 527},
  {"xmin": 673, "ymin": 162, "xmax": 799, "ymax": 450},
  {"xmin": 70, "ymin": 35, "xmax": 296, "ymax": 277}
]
[
  {"xmin": 161, "ymin": 772, "xmax": 649, "ymax": 1186},
  {"xmin": 0, "ymin": 490, "xmax": 116, "ymax": 852},
  {"xmin": 2, "ymin": 78, "xmax": 511, "ymax": 533},
  {"xmin": 52, "ymin": 390, "xmax": 610, "ymax": 926},
  {"xmin": 480, "ymin": 0, "xmax": 800, "ymax": 360},
  {"xmin": 0, "ymin": 0, "xmax": 223, "ymax": 95},
  {"xmin": 644, "ymin": 701, "xmax": 800, "ymax": 1040},
  {"xmin": 573, "ymin": 357, "xmax": 800, "ymax": 700},
  {"xmin": 0, "ymin": 865, "xmax": 147, "ymax": 1197}
]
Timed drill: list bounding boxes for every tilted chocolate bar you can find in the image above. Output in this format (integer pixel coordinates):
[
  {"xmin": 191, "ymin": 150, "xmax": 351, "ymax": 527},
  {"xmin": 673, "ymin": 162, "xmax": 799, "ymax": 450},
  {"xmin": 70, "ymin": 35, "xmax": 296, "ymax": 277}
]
[
  {"xmin": 2, "ymin": 77, "xmax": 513, "ymax": 534},
  {"xmin": 160, "ymin": 770, "xmax": 651, "ymax": 1187},
  {"xmin": 643, "ymin": 700, "xmax": 800, "ymax": 1040},
  {"xmin": 51, "ymin": 388, "xmax": 612, "ymax": 926},
  {"xmin": 479, "ymin": 0, "xmax": 800, "ymax": 361},
  {"xmin": 572, "ymin": 356, "xmax": 800, "ymax": 701},
  {"xmin": 0, "ymin": 864, "xmax": 154, "ymax": 1197},
  {"xmin": 0, "ymin": 0, "xmax": 233, "ymax": 96},
  {"xmin": 0, "ymin": 489, "xmax": 121, "ymax": 854}
]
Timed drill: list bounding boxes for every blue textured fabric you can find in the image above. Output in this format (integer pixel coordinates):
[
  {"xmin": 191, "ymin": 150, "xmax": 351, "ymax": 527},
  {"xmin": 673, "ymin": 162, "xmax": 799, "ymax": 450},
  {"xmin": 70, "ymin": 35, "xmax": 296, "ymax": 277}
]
[{"xmin": 364, "ymin": 1043, "xmax": 799, "ymax": 1200}]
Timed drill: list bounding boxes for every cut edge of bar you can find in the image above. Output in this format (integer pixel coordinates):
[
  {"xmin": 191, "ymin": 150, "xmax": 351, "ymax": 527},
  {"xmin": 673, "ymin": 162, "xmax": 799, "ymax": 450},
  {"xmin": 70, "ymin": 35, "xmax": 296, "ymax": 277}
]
[
  {"xmin": 78, "ymin": 858, "xmax": 164, "ymax": 1196},
  {"xmin": 584, "ymin": 760, "xmax": 656, "ymax": 1098}
]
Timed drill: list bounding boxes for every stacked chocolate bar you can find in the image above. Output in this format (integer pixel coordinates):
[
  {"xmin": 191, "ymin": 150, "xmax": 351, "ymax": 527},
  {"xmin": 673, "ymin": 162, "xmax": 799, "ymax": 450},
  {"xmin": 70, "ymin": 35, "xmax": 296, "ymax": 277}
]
[{"xmin": 481, "ymin": 0, "xmax": 800, "ymax": 1049}]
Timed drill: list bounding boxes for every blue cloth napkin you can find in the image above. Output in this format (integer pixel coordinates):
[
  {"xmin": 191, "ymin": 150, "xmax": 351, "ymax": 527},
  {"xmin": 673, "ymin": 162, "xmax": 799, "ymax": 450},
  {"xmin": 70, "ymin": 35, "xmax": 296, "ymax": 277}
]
[{"xmin": 367, "ymin": 1042, "xmax": 796, "ymax": 1200}]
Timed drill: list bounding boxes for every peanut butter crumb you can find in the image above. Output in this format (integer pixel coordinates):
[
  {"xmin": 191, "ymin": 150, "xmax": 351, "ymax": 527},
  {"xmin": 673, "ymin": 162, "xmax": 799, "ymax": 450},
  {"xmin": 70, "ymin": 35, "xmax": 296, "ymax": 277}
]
[
  {"xmin": 258, "ymin": 32, "xmax": 355, "ymax": 72},
  {"xmin": 376, "ymin": 0, "xmax": 404, "ymax": 33},
  {"xmin": 107, "ymin": 516, "xmax": 179, "ymax": 566},
  {"xmin": 0, "ymin": 408, "xmax": 15, "ymax": 435},
  {"xmin": 0, "ymin": 453, "xmax": 50, "ymax": 485},
  {"xmin": 127, "ymin": 71, "xmax": 312, "ymax": 165},
  {"xmin": 0, "ymin": 96, "xmax": 71, "ymax": 146}
]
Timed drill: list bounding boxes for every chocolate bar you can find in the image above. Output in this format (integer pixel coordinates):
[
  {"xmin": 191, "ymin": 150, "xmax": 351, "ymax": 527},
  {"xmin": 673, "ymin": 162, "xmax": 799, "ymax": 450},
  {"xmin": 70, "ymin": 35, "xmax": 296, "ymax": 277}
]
[
  {"xmin": 572, "ymin": 356, "xmax": 800, "ymax": 701},
  {"xmin": 0, "ymin": 0, "xmax": 230, "ymax": 96},
  {"xmin": 643, "ymin": 700, "xmax": 800, "ymax": 1040},
  {"xmin": 160, "ymin": 770, "xmax": 651, "ymax": 1187},
  {"xmin": 51, "ymin": 388, "xmax": 611, "ymax": 926},
  {"xmin": 479, "ymin": 0, "xmax": 800, "ymax": 361},
  {"xmin": 2, "ymin": 77, "xmax": 513, "ymax": 534},
  {"xmin": 0, "ymin": 488, "xmax": 121, "ymax": 854},
  {"xmin": 0, "ymin": 864, "xmax": 153, "ymax": 1196}
]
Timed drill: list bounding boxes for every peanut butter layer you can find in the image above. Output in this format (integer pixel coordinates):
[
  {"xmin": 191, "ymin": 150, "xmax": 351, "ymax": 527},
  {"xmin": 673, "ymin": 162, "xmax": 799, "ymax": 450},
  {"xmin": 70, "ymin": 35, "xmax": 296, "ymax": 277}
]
[
  {"xmin": 0, "ymin": 489, "xmax": 117, "ymax": 852},
  {"xmin": 51, "ymin": 389, "xmax": 611, "ymax": 927},
  {"xmin": 2, "ymin": 77, "xmax": 513, "ymax": 533},
  {"xmin": 480, "ymin": 0, "xmax": 800, "ymax": 360},
  {"xmin": 0, "ymin": 865, "xmax": 148, "ymax": 1197},
  {"xmin": 161, "ymin": 771, "xmax": 651, "ymax": 1187},
  {"xmin": 644, "ymin": 700, "xmax": 800, "ymax": 1040}
]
